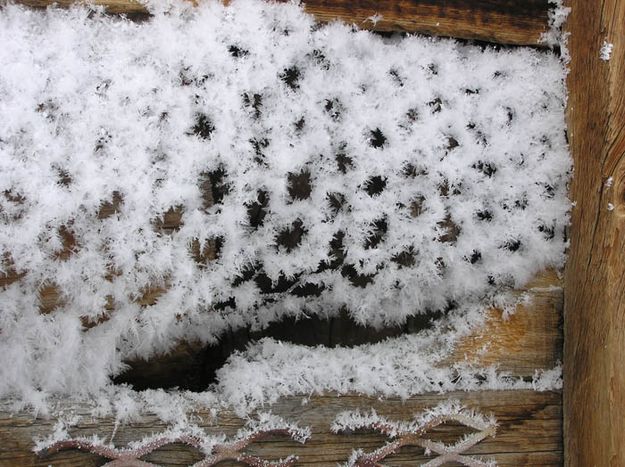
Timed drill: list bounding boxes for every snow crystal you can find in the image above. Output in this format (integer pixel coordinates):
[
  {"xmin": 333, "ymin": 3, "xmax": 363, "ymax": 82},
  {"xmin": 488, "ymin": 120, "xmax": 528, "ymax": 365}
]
[
  {"xmin": 365, "ymin": 13, "xmax": 384, "ymax": 26},
  {"xmin": 600, "ymin": 41, "xmax": 614, "ymax": 61},
  {"xmin": 540, "ymin": 0, "xmax": 571, "ymax": 61},
  {"xmin": 532, "ymin": 365, "xmax": 563, "ymax": 391},
  {"xmin": 0, "ymin": 0, "xmax": 569, "ymax": 414},
  {"xmin": 34, "ymin": 411, "xmax": 309, "ymax": 462},
  {"xmin": 331, "ymin": 401, "xmax": 496, "ymax": 437},
  {"xmin": 332, "ymin": 402, "xmax": 498, "ymax": 467}
]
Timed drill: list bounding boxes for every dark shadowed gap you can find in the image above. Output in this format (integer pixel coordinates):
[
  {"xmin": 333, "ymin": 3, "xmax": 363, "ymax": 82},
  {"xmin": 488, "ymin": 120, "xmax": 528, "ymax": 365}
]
[{"xmin": 112, "ymin": 308, "xmax": 445, "ymax": 392}]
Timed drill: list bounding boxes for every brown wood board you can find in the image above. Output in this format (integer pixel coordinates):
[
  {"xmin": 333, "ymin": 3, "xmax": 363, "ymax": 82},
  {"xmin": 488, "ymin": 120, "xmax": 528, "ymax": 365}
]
[
  {"xmin": 446, "ymin": 270, "xmax": 563, "ymax": 376},
  {"xmin": 563, "ymin": 0, "xmax": 625, "ymax": 465},
  {"xmin": 0, "ymin": 390, "xmax": 562, "ymax": 466}
]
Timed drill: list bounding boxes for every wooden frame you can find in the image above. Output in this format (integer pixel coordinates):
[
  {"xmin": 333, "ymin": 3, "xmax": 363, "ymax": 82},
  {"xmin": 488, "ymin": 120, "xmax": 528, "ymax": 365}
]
[
  {"xmin": 564, "ymin": 0, "xmax": 625, "ymax": 465},
  {"xmin": 0, "ymin": 0, "xmax": 620, "ymax": 465}
]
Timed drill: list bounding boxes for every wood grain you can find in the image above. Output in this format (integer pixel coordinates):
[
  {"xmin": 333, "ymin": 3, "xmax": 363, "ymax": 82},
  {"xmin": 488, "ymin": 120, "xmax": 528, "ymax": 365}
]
[
  {"xmin": 446, "ymin": 270, "xmax": 563, "ymax": 376},
  {"xmin": 563, "ymin": 0, "xmax": 625, "ymax": 465},
  {"xmin": 281, "ymin": 0, "xmax": 551, "ymax": 46},
  {"xmin": 9, "ymin": 0, "xmax": 552, "ymax": 46},
  {"xmin": 9, "ymin": 0, "xmax": 149, "ymax": 15},
  {"xmin": 0, "ymin": 390, "xmax": 562, "ymax": 466}
]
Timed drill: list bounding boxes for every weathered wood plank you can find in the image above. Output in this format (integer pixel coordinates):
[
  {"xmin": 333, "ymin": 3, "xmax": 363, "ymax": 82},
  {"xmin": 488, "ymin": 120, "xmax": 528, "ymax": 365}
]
[
  {"xmin": 8, "ymin": 0, "xmax": 149, "ymax": 15},
  {"xmin": 0, "ymin": 390, "xmax": 562, "ymax": 466},
  {"xmin": 0, "ymin": 3, "xmax": 564, "ymax": 463},
  {"xmin": 10, "ymin": 0, "xmax": 552, "ymax": 46},
  {"xmin": 446, "ymin": 270, "xmax": 563, "ymax": 376},
  {"xmin": 284, "ymin": 0, "xmax": 551, "ymax": 46},
  {"xmin": 563, "ymin": 0, "xmax": 625, "ymax": 465}
]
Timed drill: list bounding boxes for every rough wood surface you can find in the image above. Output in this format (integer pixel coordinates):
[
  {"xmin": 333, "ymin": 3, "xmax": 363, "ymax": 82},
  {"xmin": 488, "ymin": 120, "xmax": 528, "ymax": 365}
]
[
  {"xmin": 281, "ymin": 0, "xmax": 551, "ymax": 46},
  {"xmin": 10, "ymin": 0, "xmax": 552, "ymax": 46},
  {"xmin": 0, "ymin": 390, "xmax": 562, "ymax": 466},
  {"xmin": 446, "ymin": 270, "xmax": 563, "ymax": 376},
  {"xmin": 563, "ymin": 0, "xmax": 625, "ymax": 465},
  {"xmin": 8, "ymin": 0, "xmax": 149, "ymax": 15}
]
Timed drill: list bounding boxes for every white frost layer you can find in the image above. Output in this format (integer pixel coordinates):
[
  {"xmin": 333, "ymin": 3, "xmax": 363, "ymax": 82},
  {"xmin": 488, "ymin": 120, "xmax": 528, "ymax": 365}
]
[
  {"xmin": 0, "ymin": 0, "xmax": 569, "ymax": 412},
  {"xmin": 2, "ymin": 301, "xmax": 562, "ymax": 421},
  {"xmin": 334, "ymin": 403, "xmax": 498, "ymax": 467},
  {"xmin": 33, "ymin": 411, "xmax": 310, "ymax": 456},
  {"xmin": 215, "ymin": 304, "xmax": 563, "ymax": 416},
  {"xmin": 540, "ymin": 0, "xmax": 571, "ymax": 62},
  {"xmin": 332, "ymin": 401, "xmax": 496, "ymax": 436}
]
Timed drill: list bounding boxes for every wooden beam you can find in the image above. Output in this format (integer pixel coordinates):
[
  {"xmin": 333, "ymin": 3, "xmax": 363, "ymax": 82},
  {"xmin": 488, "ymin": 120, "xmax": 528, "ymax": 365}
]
[
  {"xmin": 10, "ymin": 0, "xmax": 551, "ymax": 46},
  {"xmin": 283, "ymin": 0, "xmax": 551, "ymax": 46},
  {"xmin": 563, "ymin": 0, "xmax": 625, "ymax": 465},
  {"xmin": 0, "ymin": 390, "xmax": 562, "ymax": 466},
  {"xmin": 8, "ymin": 0, "xmax": 149, "ymax": 15}
]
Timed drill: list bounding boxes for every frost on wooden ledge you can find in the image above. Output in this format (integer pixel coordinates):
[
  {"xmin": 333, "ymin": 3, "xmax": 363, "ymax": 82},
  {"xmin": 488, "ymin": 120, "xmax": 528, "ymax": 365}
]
[
  {"xmin": 35, "ymin": 412, "xmax": 310, "ymax": 467},
  {"xmin": 32, "ymin": 401, "xmax": 499, "ymax": 466},
  {"xmin": 333, "ymin": 401, "xmax": 497, "ymax": 467}
]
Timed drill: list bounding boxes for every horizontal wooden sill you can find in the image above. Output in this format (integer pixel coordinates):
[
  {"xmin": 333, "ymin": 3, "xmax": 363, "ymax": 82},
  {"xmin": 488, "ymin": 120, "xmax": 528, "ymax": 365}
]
[{"xmin": 0, "ymin": 390, "xmax": 562, "ymax": 466}]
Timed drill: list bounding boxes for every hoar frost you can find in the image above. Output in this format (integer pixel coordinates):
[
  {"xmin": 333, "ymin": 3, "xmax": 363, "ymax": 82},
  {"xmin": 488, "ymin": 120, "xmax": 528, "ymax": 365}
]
[
  {"xmin": 0, "ymin": 0, "xmax": 569, "ymax": 416},
  {"xmin": 600, "ymin": 41, "xmax": 614, "ymax": 61}
]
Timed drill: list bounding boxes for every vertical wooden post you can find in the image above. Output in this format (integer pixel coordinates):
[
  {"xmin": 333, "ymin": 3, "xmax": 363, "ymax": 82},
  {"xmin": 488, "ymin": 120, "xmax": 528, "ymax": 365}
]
[{"xmin": 564, "ymin": 0, "xmax": 625, "ymax": 465}]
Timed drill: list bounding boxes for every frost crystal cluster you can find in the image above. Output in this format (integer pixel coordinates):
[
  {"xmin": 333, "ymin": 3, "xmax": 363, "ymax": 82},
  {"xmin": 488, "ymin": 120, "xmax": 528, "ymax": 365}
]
[
  {"xmin": 332, "ymin": 402, "xmax": 498, "ymax": 466},
  {"xmin": 0, "ymin": 0, "xmax": 569, "ymax": 408},
  {"xmin": 600, "ymin": 41, "xmax": 614, "ymax": 61}
]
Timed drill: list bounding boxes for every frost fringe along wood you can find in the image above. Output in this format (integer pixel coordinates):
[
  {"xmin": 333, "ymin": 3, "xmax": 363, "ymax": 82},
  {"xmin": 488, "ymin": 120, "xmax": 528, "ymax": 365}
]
[
  {"xmin": 1, "ymin": 391, "xmax": 561, "ymax": 466},
  {"xmin": 11, "ymin": 0, "xmax": 552, "ymax": 46}
]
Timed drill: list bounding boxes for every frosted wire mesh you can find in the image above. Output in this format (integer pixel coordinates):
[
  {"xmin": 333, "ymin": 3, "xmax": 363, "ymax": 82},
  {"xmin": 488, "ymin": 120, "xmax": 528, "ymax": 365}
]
[{"xmin": 0, "ymin": 1, "xmax": 569, "ymax": 401}]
